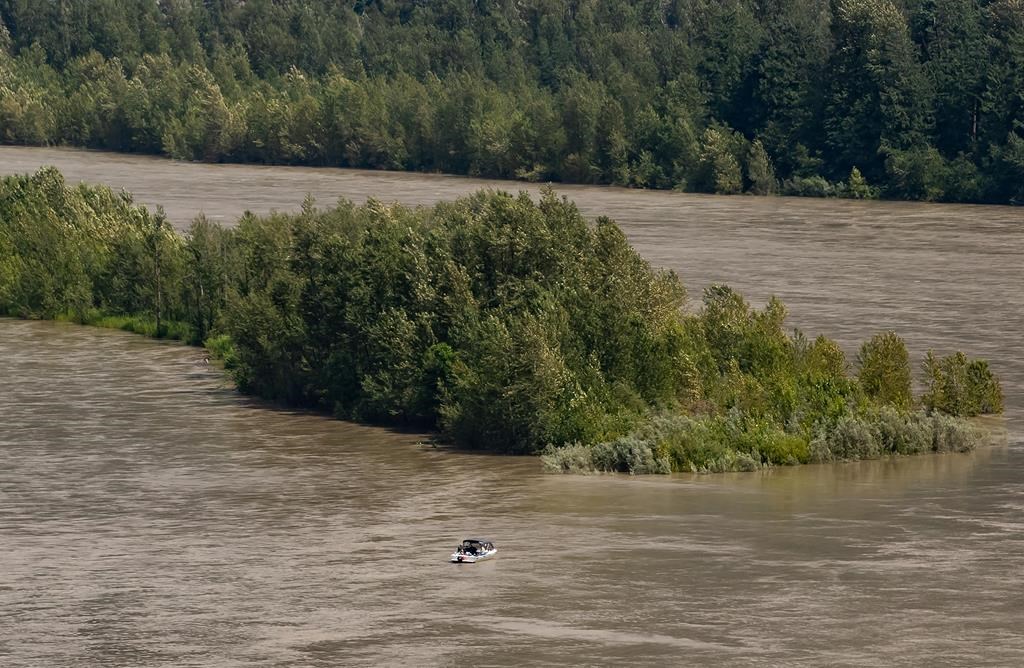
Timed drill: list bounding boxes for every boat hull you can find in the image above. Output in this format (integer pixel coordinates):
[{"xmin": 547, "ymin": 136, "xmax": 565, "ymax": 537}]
[{"xmin": 450, "ymin": 548, "xmax": 497, "ymax": 563}]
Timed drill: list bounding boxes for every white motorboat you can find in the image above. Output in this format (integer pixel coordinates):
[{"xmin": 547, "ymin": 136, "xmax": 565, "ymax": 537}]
[{"xmin": 450, "ymin": 538, "xmax": 497, "ymax": 563}]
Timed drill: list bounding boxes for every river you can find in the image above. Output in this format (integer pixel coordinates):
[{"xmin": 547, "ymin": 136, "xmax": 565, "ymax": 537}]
[{"xmin": 1, "ymin": 146, "xmax": 1022, "ymax": 666}]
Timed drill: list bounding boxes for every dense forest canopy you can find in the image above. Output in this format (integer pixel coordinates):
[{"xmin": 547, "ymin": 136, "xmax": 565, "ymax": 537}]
[
  {"xmin": 1, "ymin": 0, "xmax": 1023, "ymax": 202},
  {"xmin": 0, "ymin": 168, "xmax": 1003, "ymax": 472}
]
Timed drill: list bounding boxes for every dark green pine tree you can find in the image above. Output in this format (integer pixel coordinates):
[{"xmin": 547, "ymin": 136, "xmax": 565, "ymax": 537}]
[
  {"xmin": 692, "ymin": 0, "xmax": 764, "ymax": 127},
  {"xmin": 978, "ymin": 0, "xmax": 1024, "ymax": 200},
  {"xmin": 747, "ymin": 0, "xmax": 831, "ymax": 177},
  {"xmin": 824, "ymin": 0, "xmax": 933, "ymax": 182},
  {"xmin": 912, "ymin": 0, "xmax": 986, "ymax": 157}
]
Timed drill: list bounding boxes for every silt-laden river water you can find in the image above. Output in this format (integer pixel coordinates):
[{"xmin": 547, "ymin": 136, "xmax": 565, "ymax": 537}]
[{"xmin": 1, "ymin": 147, "xmax": 1023, "ymax": 666}]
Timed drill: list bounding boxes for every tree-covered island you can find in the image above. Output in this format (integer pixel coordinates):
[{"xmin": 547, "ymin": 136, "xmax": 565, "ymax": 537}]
[
  {"xmin": 0, "ymin": 168, "xmax": 1004, "ymax": 472},
  {"xmin": 1, "ymin": 0, "xmax": 1023, "ymax": 203}
]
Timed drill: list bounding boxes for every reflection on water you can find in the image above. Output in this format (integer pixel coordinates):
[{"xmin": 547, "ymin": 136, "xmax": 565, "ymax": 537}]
[{"xmin": 1, "ymin": 146, "xmax": 1023, "ymax": 665}]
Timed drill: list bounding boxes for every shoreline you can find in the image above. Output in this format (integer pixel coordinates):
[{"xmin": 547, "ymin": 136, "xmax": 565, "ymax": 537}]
[
  {"xmin": 2, "ymin": 143, "xmax": 1023, "ymax": 210},
  {"xmin": 3, "ymin": 313, "xmax": 1007, "ymax": 474},
  {"xmin": 2, "ymin": 145, "xmax": 1021, "ymax": 234}
]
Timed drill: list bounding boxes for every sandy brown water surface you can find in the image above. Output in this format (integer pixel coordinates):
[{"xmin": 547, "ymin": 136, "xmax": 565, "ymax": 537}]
[{"xmin": 1, "ymin": 147, "xmax": 1023, "ymax": 666}]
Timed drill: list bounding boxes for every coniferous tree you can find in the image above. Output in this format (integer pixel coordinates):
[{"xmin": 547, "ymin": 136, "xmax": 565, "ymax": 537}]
[
  {"xmin": 825, "ymin": 0, "xmax": 933, "ymax": 182},
  {"xmin": 0, "ymin": 0, "xmax": 1021, "ymax": 202}
]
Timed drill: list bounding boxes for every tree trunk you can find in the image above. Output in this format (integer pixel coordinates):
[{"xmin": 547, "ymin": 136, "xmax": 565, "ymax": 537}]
[{"xmin": 154, "ymin": 227, "xmax": 163, "ymax": 337}]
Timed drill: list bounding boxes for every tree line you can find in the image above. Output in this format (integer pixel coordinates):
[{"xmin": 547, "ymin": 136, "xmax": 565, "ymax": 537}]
[
  {"xmin": 0, "ymin": 0, "xmax": 1023, "ymax": 203},
  {"xmin": 0, "ymin": 168, "xmax": 1003, "ymax": 471}
]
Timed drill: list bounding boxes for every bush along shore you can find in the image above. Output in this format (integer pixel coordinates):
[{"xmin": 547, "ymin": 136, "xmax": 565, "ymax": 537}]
[{"xmin": 0, "ymin": 168, "xmax": 1004, "ymax": 473}]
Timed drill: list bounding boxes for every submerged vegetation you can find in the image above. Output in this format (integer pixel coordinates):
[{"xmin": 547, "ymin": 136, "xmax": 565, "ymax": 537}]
[
  {"xmin": 0, "ymin": 168, "xmax": 1004, "ymax": 472},
  {"xmin": 1, "ymin": 0, "xmax": 1024, "ymax": 203}
]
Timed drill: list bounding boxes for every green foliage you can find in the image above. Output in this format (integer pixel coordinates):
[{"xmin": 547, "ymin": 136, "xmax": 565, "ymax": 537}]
[
  {"xmin": 696, "ymin": 127, "xmax": 745, "ymax": 194},
  {"xmin": 543, "ymin": 412, "xmax": 815, "ymax": 474},
  {"xmin": 884, "ymin": 146, "xmax": 951, "ymax": 201},
  {"xmin": 0, "ymin": 0, "xmax": 1021, "ymax": 201},
  {"xmin": 87, "ymin": 313, "xmax": 192, "ymax": 340},
  {"xmin": 0, "ymin": 167, "xmax": 1000, "ymax": 472},
  {"xmin": 991, "ymin": 131, "xmax": 1024, "ymax": 201},
  {"xmin": 913, "ymin": 0, "xmax": 986, "ymax": 158},
  {"xmin": 930, "ymin": 411, "xmax": 981, "ymax": 453},
  {"xmin": 921, "ymin": 351, "xmax": 1005, "ymax": 416},
  {"xmin": 0, "ymin": 18, "xmax": 10, "ymax": 56},
  {"xmin": 841, "ymin": 167, "xmax": 878, "ymax": 199},
  {"xmin": 857, "ymin": 332, "xmax": 912, "ymax": 410},
  {"xmin": 809, "ymin": 414, "xmax": 881, "ymax": 462},
  {"xmin": 746, "ymin": 140, "xmax": 777, "ymax": 195},
  {"xmin": 204, "ymin": 333, "xmax": 238, "ymax": 369},
  {"xmin": 541, "ymin": 438, "xmax": 674, "ymax": 475},
  {"xmin": 781, "ymin": 175, "xmax": 838, "ymax": 198},
  {"xmin": 871, "ymin": 406, "xmax": 934, "ymax": 455},
  {"xmin": 825, "ymin": 0, "xmax": 932, "ymax": 182},
  {"xmin": 808, "ymin": 409, "xmax": 978, "ymax": 462}
]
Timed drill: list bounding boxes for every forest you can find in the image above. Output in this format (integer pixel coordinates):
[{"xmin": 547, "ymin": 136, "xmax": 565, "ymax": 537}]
[
  {"xmin": 0, "ymin": 0, "xmax": 1023, "ymax": 203},
  {"xmin": 0, "ymin": 168, "xmax": 1004, "ymax": 472}
]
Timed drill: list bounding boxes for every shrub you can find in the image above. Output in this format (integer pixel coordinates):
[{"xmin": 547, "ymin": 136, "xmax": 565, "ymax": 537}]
[
  {"xmin": 781, "ymin": 175, "xmax": 836, "ymax": 198},
  {"xmin": 810, "ymin": 409, "xmax": 984, "ymax": 462},
  {"xmin": 540, "ymin": 442, "xmax": 598, "ymax": 474},
  {"xmin": 650, "ymin": 415, "xmax": 730, "ymax": 472},
  {"xmin": 746, "ymin": 139, "xmax": 778, "ymax": 195},
  {"xmin": 884, "ymin": 146, "xmax": 949, "ymax": 201},
  {"xmin": 809, "ymin": 415, "xmax": 880, "ymax": 462},
  {"xmin": 697, "ymin": 127, "xmax": 744, "ymax": 194},
  {"xmin": 540, "ymin": 438, "xmax": 670, "ymax": 474},
  {"xmin": 857, "ymin": 331, "xmax": 912, "ymax": 410},
  {"xmin": 840, "ymin": 167, "xmax": 878, "ymax": 199},
  {"xmin": 576, "ymin": 413, "xmax": 807, "ymax": 473},
  {"xmin": 944, "ymin": 154, "xmax": 982, "ymax": 202},
  {"xmin": 873, "ymin": 407, "xmax": 933, "ymax": 455},
  {"xmin": 921, "ymin": 351, "xmax": 1004, "ymax": 416},
  {"xmin": 592, "ymin": 436, "xmax": 671, "ymax": 474},
  {"xmin": 756, "ymin": 429, "xmax": 810, "ymax": 465},
  {"xmin": 204, "ymin": 333, "xmax": 239, "ymax": 369},
  {"xmin": 930, "ymin": 413, "xmax": 979, "ymax": 453}
]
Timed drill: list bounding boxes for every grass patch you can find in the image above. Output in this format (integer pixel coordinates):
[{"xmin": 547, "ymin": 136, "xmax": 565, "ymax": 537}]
[
  {"xmin": 203, "ymin": 333, "xmax": 238, "ymax": 369},
  {"xmin": 57, "ymin": 310, "xmax": 195, "ymax": 342},
  {"xmin": 545, "ymin": 408, "xmax": 986, "ymax": 474}
]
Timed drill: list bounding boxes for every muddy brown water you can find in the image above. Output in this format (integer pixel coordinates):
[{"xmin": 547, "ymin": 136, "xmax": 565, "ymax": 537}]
[{"xmin": 1, "ymin": 146, "xmax": 1023, "ymax": 666}]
